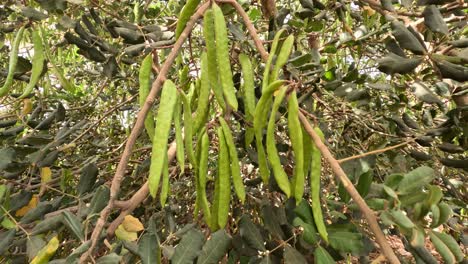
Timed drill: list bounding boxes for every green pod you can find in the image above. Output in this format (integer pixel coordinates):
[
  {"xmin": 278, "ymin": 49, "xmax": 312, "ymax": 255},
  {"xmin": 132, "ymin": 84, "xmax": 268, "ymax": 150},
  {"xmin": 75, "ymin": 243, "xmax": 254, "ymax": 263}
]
[
  {"xmin": 266, "ymin": 86, "xmax": 291, "ymax": 197},
  {"xmin": 193, "ymin": 53, "xmax": 211, "ymax": 133},
  {"xmin": 287, "ymin": 90, "xmax": 304, "ymax": 204},
  {"xmin": 432, "ymin": 231, "xmax": 464, "ymax": 262},
  {"xmin": 429, "ymin": 231, "xmax": 456, "ymax": 264},
  {"xmin": 302, "ymin": 126, "xmax": 312, "ymax": 179},
  {"xmin": 139, "ymin": 54, "xmax": 155, "ymax": 140},
  {"xmin": 262, "ymin": 28, "xmax": 287, "ymax": 92},
  {"xmin": 239, "ymin": 54, "xmax": 256, "ymax": 148},
  {"xmin": 253, "ymin": 80, "xmax": 286, "ymax": 183},
  {"xmin": 310, "ymin": 126, "xmax": 328, "ymax": 243},
  {"xmin": 430, "ymin": 204, "xmax": 440, "ymax": 228},
  {"xmin": 198, "ymin": 130, "xmax": 212, "ymax": 226},
  {"xmin": 175, "ymin": 0, "xmax": 201, "ymax": 39},
  {"xmin": 269, "ymin": 35, "xmax": 295, "ymax": 83},
  {"xmin": 19, "ymin": 28, "xmax": 45, "ymax": 99},
  {"xmin": 148, "ymin": 80, "xmax": 178, "ymax": 197},
  {"xmin": 174, "ymin": 97, "xmax": 185, "ymax": 174},
  {"xmin": 160, "ymin": 155, "xmax": 170, "ymax": 207},
  {"xmin": 0, "ymin": 26, "xmax": 26, "ymax": 97},
  {"xmin": 216, "ymin": 127, "xmax": 231, "ymax": 228},
  {"xmin": 181, "ymin": 92, "xmax": 196, "ymax": 168},
  {"xmin": 239, "ymin": 54, "xmax": 256, "ymax": 119},
  {"xmin": 203, "ymin": 9, "xmax": 225, "ymax": 110},
  {"xmin": 219, "ymin": 118, "xmax": 246, "ymax": 203},
  {"xmin": 212, "ymin": 3, "xmax": 238, "ymax": 111},
  {"xmin": 435, "ymin": 202, "xmax": 452, "ymax": 227}
]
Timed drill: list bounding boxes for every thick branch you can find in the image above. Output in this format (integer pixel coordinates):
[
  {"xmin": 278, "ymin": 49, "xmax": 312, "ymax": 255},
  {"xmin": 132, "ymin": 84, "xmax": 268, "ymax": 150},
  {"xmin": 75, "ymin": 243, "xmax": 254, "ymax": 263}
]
[
  {"xmin": 79, "ymin": 2, "xmax": 210, "ymax": 262},
  {"xmin": 298, "ymin": 112, "xmax": 400, "ymax": 264}
]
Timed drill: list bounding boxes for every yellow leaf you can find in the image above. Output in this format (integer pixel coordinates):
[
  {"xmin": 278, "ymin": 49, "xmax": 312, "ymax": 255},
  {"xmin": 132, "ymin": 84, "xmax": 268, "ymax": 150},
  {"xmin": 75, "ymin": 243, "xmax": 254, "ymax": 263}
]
[
  {"xmin": 21, "ymin": 98, "xmax": 33, "ymax": 116},
  {"xmin": 31, "ymin": 236, "xmax": 59, "ymax": 264},
  {"xmin": 15, "ymin": 195, "xmax": 39, "ymax": 217},
  {"xmin": 40, "ymin": 167, "xmax": 52, "ymax": 183},
  {"xmin": 363, "ymin": 6, "xmax": 376, "ymax": 16},
  {"xmin": 122, "ymin": 215, "xmax": 144, "ymax": 232},
  {"xmin": 115, "ymin": 224, "xmax": 138, "ymax": 241}
]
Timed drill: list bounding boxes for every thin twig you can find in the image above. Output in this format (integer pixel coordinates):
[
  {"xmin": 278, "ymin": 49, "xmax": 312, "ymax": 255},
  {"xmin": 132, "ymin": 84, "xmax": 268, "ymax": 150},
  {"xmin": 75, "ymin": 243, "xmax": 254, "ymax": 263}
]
[
  {"xmin": 337, "ymin": 139, "xmax": 413, "ymax": 163},
  {"xmin": 217, "ymin": 0, "xmax": 268, "ymax": 61},
  {"xmin": 70, "ymin": 94, "xmax": 137, "ymax": 144},
  {"xmin": 298, "ymin": 112, "xmax": 400, "ymax": 264},
  {"xmin": 78, "ymin": 2, "xmax": 211, "ymax": 262}
]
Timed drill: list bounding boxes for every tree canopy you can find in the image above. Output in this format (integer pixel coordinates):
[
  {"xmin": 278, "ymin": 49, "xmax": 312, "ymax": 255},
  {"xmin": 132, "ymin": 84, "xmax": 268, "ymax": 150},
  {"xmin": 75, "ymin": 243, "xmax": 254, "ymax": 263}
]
[{"xmin": 0, "ymin": 0, "xmax": 466, "ymax": 263}]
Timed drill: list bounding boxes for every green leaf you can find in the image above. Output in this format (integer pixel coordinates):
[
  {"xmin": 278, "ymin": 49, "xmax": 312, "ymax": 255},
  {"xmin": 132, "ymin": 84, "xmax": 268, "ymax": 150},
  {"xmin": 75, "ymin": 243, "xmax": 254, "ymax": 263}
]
[
  {"xmin": 423, "ymin": 5, "xmax": 448, "ymax": 34},
  {"xmin": 314, "ymin": 246, "xmax": 335, "ymax": 264},
  {"xmin": 391, "ymin": 21, "xmax": 425, "ymax": 54},
  {"xmin": 171, "ymin": 228, "xmax": 204, "ymax": 264},
  {"xmin": 377, "ymin": 53, "xmax": 423, "ymax": 74},
  {"xmin": 77, "ymin": 163, "xmax": 99, "ymax": 195},
  {"xmin": 138, "ymin": 233, "xmax": 161, "ymax": 264},
  {"xmin": 66, "ymin": 241, "xmax": 91, "ymax": 263},
  {"xmin": 31, "ymin": 214, "xmax": 64, "ymax": 235},
  {"xmin": 239, "ymin": 215, "xmax": 265, "ymax": 251},
  {"xmin": 96, "ymin": 253, "xmax": 122, "ymax": 264},
  {"xmin": 397, "ymin": 166, "xmax": 435, "ymax": 195},
  {"xmin": 261, "ymin": 204, "xmax": 285, "ymax": 239},
  {"xmin": 328, "ymin": 226, "xmax": 364, "ymax": 255},
  {"xmin": 294, "ymin": 199, "xmax": 314, "ymax": 224},
  {"xmin": 356, "ymin": 171, "xmax": 373, "ymax": 197},
  {"xmin": 27, "ymin": 236, "xmax": 46, "ymax": 261},
  {"xmin": 197, "ymin": 229, "xmax": 232, "ymax": 264},
  {"xmin": 411, "ymin": 82, "xmax": 443, "ymax": 105},
  {"xmin": 284, "ymin": 245, "xmax": 307, "ymax": 264},
  {"xmin": 292, "ymin": 217, "xmax": 318, "ymax": 245},
  {"xmin": 62, "ymin": 211, "xmax": 84, "ymax": 242},
  {"xmin": 88, "ymin": 185, "xmax": 110, "ymax": 217},
  {"xmin": 0, "ymin": 229, "xmax": 16, "ymax": 255},
  {"xmin": 19, "ymin": 202, "xmax": 53, "ymax": 224}
]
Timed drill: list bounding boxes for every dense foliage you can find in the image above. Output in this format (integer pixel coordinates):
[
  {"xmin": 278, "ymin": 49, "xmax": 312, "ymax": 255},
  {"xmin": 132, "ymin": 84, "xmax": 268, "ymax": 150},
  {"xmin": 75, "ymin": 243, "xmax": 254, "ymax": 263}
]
[{"xmin": 0, "ymin": 0, "xmax": 466, "ymax": 263}]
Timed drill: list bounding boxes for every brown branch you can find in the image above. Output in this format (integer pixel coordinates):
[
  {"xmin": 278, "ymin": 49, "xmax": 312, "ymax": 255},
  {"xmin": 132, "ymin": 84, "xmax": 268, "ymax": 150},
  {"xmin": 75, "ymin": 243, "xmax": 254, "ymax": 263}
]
[
  {"xmin": 106, "ymin": 142, "xmax": 177, "ymax": 237},
  {"xmin": 298, "ymin": 113, "xmax": 400, "ymax": 264},
  {"xmin": 78, "ymin": 2, "xmax": 211, "ymax": 262},
  {"xmin": 337, "ymin": 139, "xmax": 413, "ymax": 164},
  {"xmin": 217, "ymin": 0, "xmax": 268, "ymax": 61}
]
